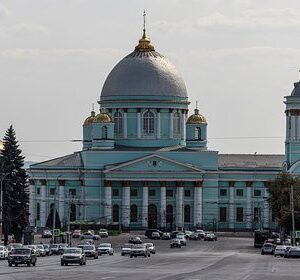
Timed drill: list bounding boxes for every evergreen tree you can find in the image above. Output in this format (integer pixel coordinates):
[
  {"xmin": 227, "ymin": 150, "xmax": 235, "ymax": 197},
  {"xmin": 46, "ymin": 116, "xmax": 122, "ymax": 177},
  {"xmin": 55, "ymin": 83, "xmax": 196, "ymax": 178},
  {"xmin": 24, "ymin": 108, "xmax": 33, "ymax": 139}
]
[
  {"xmin": 267, "ymin": 172, "xmax": 300, "ymax": 232},
  {"xmin": 0, "ymin": 125, "xmax": 29, "ymax": 244},
  {"xmin": 45, "ymin": 207, "xmax": 61, "ymax": 229}
]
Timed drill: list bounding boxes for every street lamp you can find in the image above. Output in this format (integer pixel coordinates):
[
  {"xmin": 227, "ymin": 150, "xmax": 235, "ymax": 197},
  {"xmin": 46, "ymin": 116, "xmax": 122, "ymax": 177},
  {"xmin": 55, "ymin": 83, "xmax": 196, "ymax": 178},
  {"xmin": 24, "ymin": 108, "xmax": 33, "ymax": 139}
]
[{"xmin": 0, "ymin": 173, "xmax": 10, "ymax": 241}]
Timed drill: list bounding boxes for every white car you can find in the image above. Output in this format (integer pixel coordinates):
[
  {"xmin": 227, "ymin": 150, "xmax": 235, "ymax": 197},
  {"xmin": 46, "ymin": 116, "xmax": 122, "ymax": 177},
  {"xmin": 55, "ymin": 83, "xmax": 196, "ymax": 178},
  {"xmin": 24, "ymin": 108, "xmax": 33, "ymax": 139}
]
[
  {"xmin": 0, "ymin": 246, "xmax": 8, "ymax": 259},
  {"xmin": 121, "ymin": 243, "xmax": 132, "ymax": 256},
  {"xmin": 176, "ymin": 233, "xmax": 187, "ymax": 246},
  {"xmin": 145, "ymin": 243, "xmax": 156, "ymax": 254},
  {"xmin": 99, "ymin": 229, "xmax": 109, "ymax": 238},
  {"xmin": 61, "ymin": 247, "xmax": 86, "ymax": 266},
  {"xmin": 274, "ymin": 245, "xmax": 287, "ymax": 257},
  {"xmin": 97, "ymin": 243, "xmax": 114, "ymax": 255},
  {"xmin": 36, "ymin": 245, "xmax": 46, "ymax": 257}
]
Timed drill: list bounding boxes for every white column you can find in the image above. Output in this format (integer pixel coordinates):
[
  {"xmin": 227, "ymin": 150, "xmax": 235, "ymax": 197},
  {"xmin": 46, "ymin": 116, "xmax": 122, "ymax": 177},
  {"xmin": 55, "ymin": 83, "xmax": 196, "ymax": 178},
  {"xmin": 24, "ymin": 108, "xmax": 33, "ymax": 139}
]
[
  {"xmin": 286, "ymin": 113, "xmax": 290, "ymax": 141},
  {"xmin": 181, "ymin": 111, "xmax": 185, "ymax": 140},
  {"xmin": 59, "ymin": 185, "xmax": 65, "ymax": 226},
  {"xmin": 246, "ymin": 184, "xmax": 252, "ymax": 229},
  {"xmin": 123, "ymin": 111, "xmax": 128, "ymax": 139},
  {"xmin": 194, "ymin": 182, "xmax": 203, "ymax": 227},
  {"xmin": 157, "ymin": 111, "xmax": 161, "ymax": 139},
  {"xmin": 160, "ymin": 183, "xmax": 166, "ymax": 228},
  {"xmin": 291, "ymin": 115, "xmax": 296, "ymax": 140},
  {"xmin": 297, "ymin": 116, "xmax": 300, "ymax": 140},
  {"xmin": 169, "ymin": 110, "xmax": 173, "ymax": 139},
  {"xmin": 137, "ymin": 111, "xmax": 141, "ymax": 139},
  {"xmin": 104, "ymin": 182, "xmax": 112, "ymax": 224},
  {"xmin": 29, "ymin": 182, "xmax": 36, "ymax": 226},
  {"xmin": 176, "ymin": 183, "xmax": 184, "ymax": 229},
  {"xmin": 142, "ymin": 184, "xmax": 148, "ymax": 228},
  {"xmin": 264, "ymin": 186, "xmax": 270, "ymax": 229},
  {"xmin": 122, "ymin": 183, "xmax": 130, "ymax": 227},
  {"xmin": 40, "ymin": 183, "xmax": 47, "ymax": 227},
  {"xmin": 229, "ymin": 183, "xmax": 234, "ymax": 229}
]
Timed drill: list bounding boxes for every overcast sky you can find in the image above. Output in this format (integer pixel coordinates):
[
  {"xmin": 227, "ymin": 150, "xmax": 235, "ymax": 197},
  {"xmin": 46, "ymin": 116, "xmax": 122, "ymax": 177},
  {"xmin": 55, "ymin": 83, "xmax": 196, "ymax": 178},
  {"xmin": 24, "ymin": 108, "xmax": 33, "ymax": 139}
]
[{"xmin": 1, "ymin": 0, "xmax": 300, "ymax": 163}]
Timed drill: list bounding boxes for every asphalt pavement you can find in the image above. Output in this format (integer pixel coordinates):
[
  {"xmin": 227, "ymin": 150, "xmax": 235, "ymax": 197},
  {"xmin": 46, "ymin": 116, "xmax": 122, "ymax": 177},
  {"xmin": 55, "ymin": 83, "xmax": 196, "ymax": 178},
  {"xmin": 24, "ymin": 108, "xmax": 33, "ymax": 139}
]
[{"xmin": 0, "ymin": 234, "xmax": 300, "ymax": 280}]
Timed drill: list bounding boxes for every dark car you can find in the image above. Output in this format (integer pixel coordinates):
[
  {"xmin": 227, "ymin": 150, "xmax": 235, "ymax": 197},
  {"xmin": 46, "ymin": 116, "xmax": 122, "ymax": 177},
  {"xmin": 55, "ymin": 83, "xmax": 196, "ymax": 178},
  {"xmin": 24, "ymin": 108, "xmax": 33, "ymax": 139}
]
[
  {"xmin": 170, "ymin": 238, "xmax": 181, "ymax": 248},
  {"xmin": 129, "ymin": 236, "xmax": 143, "ymax": 244},
  {"xmin": 145, "ymin": 229, "xmax": 163, "ymax": 238},
  {"xmin": 8, "ymin": 248, "xmax": 37, "ymax": 267},
  {"xmin": 204, "ymin": 233, "xmax": 217, "ymax": 241}
]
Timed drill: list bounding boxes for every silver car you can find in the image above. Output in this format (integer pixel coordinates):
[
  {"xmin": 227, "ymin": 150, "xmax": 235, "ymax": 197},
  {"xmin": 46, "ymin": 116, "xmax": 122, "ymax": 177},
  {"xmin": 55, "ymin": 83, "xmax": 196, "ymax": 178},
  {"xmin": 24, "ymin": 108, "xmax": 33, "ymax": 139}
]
[
  {"xmin": 121, "ymin": 243, "xmax": 132, "ymax": 256},
  {"xmin": 145, "ymin": 243, "xmax": 156, "ymax": 254},
  {"xmin": 0, "ymin": 246, "xmax": 8, "ymax": 259}
]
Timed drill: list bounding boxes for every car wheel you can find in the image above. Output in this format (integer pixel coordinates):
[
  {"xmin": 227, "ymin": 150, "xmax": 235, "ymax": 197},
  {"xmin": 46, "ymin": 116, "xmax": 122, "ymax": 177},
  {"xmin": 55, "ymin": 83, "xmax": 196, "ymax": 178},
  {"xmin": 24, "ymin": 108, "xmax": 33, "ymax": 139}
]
[
  {"xmin": 121, "ymin": 253, "xmax": 124, "ymax": 256},
  {"xmin": 144, "ymin": 254, "xmax": 147, "ymax": 258},
  {"xmin": 148, "ymin": 254, "xmax": 151, "ymax": 257},
  {"xmin": 15, "ymin": 264, "xmax": 18, "ymax": 267},
  {"xmin": 27, "ymin": 262, "xmax": 30, "ymax": 267},
  {"xmin": 95, "ymin": 255, "xmax": 98, "ymax": 259},
  {"xmin": 179, "ymin": 246, "xmax": 181, "ymax": 248},
  {"xmin": 61, "ymin": 261, "xmax": 64, "ymax": 266},
  {"xmin": 130, "ymin": 255, "xmax": 133, "ymax": 258},
  {"xmin": 170, "ymin": 245, "xmax": 172, "ymax": 248},
  {"xmin": 8, "ymin": 263, "xmax": 12, "ymax": 267}
]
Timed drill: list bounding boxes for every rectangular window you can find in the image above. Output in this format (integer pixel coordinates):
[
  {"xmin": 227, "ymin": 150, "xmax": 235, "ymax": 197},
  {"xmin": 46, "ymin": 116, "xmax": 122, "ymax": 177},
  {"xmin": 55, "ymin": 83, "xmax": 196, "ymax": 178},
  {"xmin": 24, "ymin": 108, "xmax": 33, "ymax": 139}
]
[
  {"xmin": 166, "ymin": 189, "xmax": 173, "ymax": 197},
  {"xmin": 184, "ymin": 190, "xmax": 191, "ymax": 197},
  {"xmin": 220, "ymin": 189, "xmax": 227, "ymax": 196},
  {"xmin": 36, "ymin": 188, "xmax": 40, "ymax": 195},
  {"xmin": 49, "ymin": 188, "xmax": 56, "ymax": 195},
  {"xmin": 112, "ymin": 189, "xmax": 119, "ymax": 197},
  {"xmin": 254, "ymin": 207, "xmax": 261, "ymax": 223},
  {"xmin": 69, "ymin": 189, "xmax": 76, "ymax": 196},
  {"xmin": 130, "ymin": 189, "xmax": 138, "ymax": 196},
  {"xmin": 36, "ymin": 203, "xmax": 40, "ymax": 221},
  {"xmin": 254, "ymin": 189, "xmax": 261, "ymax": 197},
  {"xmin": 219, "ymin": 207, "xmax": 227, "ymax": 222},
  {"xmin": 149, "ymin": 189, "xmax": 156, "ymax": 196},
  {"xmin": 236, "ymin": 207, "xmax": 243, "ymax": 222},
  {"xmin": 236, "ymin": 189, "xmax": 244, "ymax": 196}
]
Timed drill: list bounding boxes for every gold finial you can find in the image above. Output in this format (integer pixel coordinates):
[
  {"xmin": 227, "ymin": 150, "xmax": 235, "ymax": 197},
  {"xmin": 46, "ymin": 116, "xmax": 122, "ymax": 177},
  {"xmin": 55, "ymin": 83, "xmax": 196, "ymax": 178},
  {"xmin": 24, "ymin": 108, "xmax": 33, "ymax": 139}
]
[
  {"xmin": 194, "ymin": 101, "xmax": 199, "ymax": 115},
  {"xmin": 91, "ymin": 103, "xmax": 95, "ymax": 117},
  {"xmin": 135, "ymin": 10, "xmax": 154, "ymax": 52}
]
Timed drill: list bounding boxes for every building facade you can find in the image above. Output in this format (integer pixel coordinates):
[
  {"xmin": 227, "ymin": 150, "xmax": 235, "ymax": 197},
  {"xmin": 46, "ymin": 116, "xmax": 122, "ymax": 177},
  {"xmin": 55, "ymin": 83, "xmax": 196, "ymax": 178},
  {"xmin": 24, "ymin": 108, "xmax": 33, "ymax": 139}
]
[{"xmin": 29, "ymin": 27, "xmax": 298, "ymax": 232}]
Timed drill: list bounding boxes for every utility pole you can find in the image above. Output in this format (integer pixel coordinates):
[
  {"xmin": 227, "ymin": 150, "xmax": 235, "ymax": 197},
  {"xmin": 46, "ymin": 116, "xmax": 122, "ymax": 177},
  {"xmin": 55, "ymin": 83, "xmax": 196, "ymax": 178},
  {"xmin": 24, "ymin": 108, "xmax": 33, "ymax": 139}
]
[
  {"xmin": 290, "ymin": 184, "xmax": 296, "ymax": 246},
  {"xmin": 52, "ymin": 187, "xmax": 56, "ymax": 244}
]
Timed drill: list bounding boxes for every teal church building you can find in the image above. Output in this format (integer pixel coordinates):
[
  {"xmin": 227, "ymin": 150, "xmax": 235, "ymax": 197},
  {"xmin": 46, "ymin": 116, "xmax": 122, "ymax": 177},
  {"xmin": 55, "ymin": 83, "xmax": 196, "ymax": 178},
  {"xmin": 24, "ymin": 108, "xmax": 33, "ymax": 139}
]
[{"xmin": 29, "ymin": 27, "xmax": 298, "ymax": 232}]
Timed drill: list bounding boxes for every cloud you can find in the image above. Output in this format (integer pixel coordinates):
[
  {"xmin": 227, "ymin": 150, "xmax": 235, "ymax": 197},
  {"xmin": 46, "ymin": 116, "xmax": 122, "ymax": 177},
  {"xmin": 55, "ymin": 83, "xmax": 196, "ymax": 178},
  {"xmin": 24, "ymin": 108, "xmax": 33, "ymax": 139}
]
[
  {"xmin": 154, "ymin": 8, "xmax": 300, "ymax": 32},
  {"xmin": 11, "ymin": 23, "xmax": 49, "ymax": 35},
  {"xmin": 0, "ymin": 4, "xmax": 11, "ymax": 20}
]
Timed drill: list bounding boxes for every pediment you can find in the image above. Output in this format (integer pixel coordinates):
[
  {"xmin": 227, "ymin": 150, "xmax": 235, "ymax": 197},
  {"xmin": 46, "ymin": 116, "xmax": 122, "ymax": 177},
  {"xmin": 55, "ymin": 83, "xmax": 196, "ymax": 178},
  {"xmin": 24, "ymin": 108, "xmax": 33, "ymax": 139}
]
[{"xmin": 104, "ymin": 154, "xmax": 205, "ymax": 173}]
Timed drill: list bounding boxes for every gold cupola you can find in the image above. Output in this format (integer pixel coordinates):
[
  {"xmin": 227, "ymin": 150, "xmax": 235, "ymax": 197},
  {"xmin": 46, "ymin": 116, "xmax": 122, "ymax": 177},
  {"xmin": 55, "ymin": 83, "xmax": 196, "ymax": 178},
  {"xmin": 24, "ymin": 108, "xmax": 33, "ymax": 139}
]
[
  {"xmin": 135, "ymin": 10, "xmax": 155, "ymax": 52},
  {"xmin": 93, "ymin": 109, "xmax": 113, "ymax": 123},
  {"xmin": 83, "ymin": 110, "xmax": 96, "ymax": 126},
  {"xmin": 187, "ymin": 108, "xmax": 207, "ymax": 124}
]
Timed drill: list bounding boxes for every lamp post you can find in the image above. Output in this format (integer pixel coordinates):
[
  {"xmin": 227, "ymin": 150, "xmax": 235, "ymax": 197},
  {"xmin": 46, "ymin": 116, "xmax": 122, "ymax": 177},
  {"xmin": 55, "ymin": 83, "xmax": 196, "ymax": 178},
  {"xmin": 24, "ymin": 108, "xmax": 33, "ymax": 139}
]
[
  {"xmin": 0, "ymin": 173, "xmax": 9, "ymax": 242},
  {"xmin": 290, "ymin": 184, "xmax": 296, "ymax": 246}
]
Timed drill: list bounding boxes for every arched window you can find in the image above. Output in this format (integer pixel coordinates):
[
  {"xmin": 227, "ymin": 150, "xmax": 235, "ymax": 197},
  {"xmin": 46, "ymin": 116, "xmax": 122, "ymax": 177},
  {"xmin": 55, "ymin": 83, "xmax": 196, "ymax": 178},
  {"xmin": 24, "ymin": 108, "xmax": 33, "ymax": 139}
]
[
  {"xmin": 70, "ymin": 203, "xmax": 76, "ymax": 221},
  {"xmin": 195, "ymin": 127, "xmax": 201, "ymax": 140},
  {"xmin": 166, "ymin": 204, "xmax": 173, "ymax": 224},
  {"xmin": 36, "ymin": 203, "xmax": 40, "ymax": 221},
  {"xmin": 143, "ymin": 110, "xmax": 155, "ymax": 135},
  {"xmin": 102, "ymin": 126, "xmax": 108, "ymax": 139},
  {"xmin": 50, "ymin": 203, "xmax": 54, "ymax": 211},
  {"xmin": 114, "ymin": 111, "xmax": 123, "ymax": 136},
  {"xmin": 130, "ymin": 204, "xmax": 138, "ymax": 222},
  {"xmin": 173, "ymin": 112, "xmax": 181, "ymax": 136},
  {"xmin": 113, "ymin": 204, "xmax": 119, "ymax": 223},
  {"xmin": 184, "ymin": 205, "xmax": 191, "ymax": 223}
]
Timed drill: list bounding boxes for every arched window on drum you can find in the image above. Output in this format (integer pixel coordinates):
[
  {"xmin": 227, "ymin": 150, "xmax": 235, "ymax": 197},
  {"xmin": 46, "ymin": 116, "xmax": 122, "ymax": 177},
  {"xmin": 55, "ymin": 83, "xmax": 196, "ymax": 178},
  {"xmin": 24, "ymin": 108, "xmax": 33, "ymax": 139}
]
[
  {"xmin": 102, "ymin": 126, "xmax": 108, "ymax": 139},
  {"xmin": 114, "ymin": 111, "xmax": 123, "ymax": 137},
  {"xmin": 195, "ymin": 127, "xmax": 201, "ymax": 140},
  {"xmin": 143, "ymin": 110, "xmax": 155, "ymax": 135}
]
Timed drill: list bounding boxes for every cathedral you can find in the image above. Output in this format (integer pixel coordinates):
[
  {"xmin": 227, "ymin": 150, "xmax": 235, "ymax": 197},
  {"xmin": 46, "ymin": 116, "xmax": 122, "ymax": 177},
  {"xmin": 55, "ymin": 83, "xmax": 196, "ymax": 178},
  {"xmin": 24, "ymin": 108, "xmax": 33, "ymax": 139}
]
[{"xmin": 29, "ymin": 22, "xmax": 299, "ymax": 232}]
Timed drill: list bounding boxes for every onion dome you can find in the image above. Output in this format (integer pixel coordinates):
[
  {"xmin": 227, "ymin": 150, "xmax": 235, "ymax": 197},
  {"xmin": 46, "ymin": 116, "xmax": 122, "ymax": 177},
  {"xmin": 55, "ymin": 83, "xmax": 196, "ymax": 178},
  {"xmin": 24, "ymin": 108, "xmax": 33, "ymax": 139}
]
[
  {"xmin": 83, "ymin": 110, "xmax": 96, "ymax": 126},
  {"xmin": 187, "ymin": 108, "xmax": 207, "ymax": 124},
  {"xmin": 93, "ymin": 111, "xmax": 112, "ymax": 123}
]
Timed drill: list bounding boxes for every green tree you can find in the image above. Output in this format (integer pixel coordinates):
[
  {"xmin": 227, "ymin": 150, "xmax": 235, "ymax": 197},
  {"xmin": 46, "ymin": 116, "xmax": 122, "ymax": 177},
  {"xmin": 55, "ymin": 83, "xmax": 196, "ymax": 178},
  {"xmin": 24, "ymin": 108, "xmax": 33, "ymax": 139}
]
[
  {"xmin": 0, "ymin": 125, "xmax": 29, "ymax": 244},
  {"xmin": 45, "ymin": 206, "xmax": 61, "ymax": 229},
  {"xmin": 267, "ymin": 172, "xmax": 300, "ymax": 232}
]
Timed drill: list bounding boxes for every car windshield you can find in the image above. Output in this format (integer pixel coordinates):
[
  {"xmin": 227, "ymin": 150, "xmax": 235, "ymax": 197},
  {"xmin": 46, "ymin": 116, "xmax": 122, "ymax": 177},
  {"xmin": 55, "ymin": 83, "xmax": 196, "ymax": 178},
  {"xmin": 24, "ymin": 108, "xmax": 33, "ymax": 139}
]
[
  {"xmin": 0, "ymin": 246, "xmax": 5, "ymax": 250},
  {"xmin": 84, "ymin": 246, "xmax": 94, "ymax": 250},
  {"xmin": 64, "ymin": 248, "xmax": 82, "ymax": 254},
  {"xmin": 83, "ymin": 232, "xmax": 92, "ymax": 235},
  {"xmin": 133, "ymin": 245, "xmax": 145, "ymax": 249},
  {"xmin": 145, "ymin": 243, "xmax": 153, "ymax": 247},
  {"xmin": 12, "ymin": 249, "xmax": 30, "ymax": 254},
  {"xmin": 122, "ymin": 244, "xmax": 132, "ymax": 248},
  {"xmin": 100, "ymin": 229, "xmax": 107, "ymax": 232},
  {"xmin": 49, "ymin": 244, "xmax": 59, "ymax": 248},
  {"xmin": 11, "ymin": 244, "xmax": 22, "ymax": 248},
  {"xmin": 43, "ymin": 245, "xmax": 49, "ymax": 248},
  {"xmin": 264, "ymin": 244, "xmax": 272, "ymax": 247},
  {"xmin": 37, "ymin": 245, "xmax": 44, "ymax": 249},
  {"xmin": 60, "ymin": 244, "xmax": 68, "ymax": 248},
  {"xmin": 99, "ymin": 244, "xmax": 111, "ymax": 247}
]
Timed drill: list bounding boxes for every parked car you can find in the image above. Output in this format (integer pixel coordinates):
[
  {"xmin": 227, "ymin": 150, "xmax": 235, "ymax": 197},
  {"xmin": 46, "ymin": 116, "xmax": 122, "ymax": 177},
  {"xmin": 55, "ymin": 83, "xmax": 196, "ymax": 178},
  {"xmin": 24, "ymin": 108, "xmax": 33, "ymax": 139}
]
[
  {"xmin": 99, "ymin": 229, "xmax": 109, "ymax": 238},
  {"xmin": 145, "ymin": 243, "xmax": 156, "ymax": 254},
  {"xmin": 190, "ymin": 232, "xmax": 201, "ymax": 240},
  {"xmin": 78, "ymin": 245, "xmax": 98, "ymax": 259},
  {"xmin": 0, "ymin": 246, "xmax": 8, "ymax": 259},
  {"xmin": 80, "ymin": 232, "xmax": 100, "ymax": 240},
  {"xmin": 274, "ymin": 245, "xmax": 287, "ymax": 257},
  {"xmin": 145, "ymin": 229, "xmax": 163, "ymax": 238},
  {"xmin": 151, "ymin": 232, "xmax": 160, "ymax": 240},
  {"xmin": 7, "ymin": 243, "xmax": 22, "ymax": 253},
  {"xmin": 185, "ymin": 230, "xmax": 192, "ymax": 239},
  {"xmin": 195, "ymin": 229, "xmax": 206, "ymax": 239},
  {"xmin": 121, "ymin": 243, "xmax": 133, "ymax": 256},
  {"xmin": 261, "ymin": 243, "xmax": 274, "ymax": 255},
  {"xmin": 49, "ymin": 244, "xmax": 67, "ymax": 255},
  {"xmin": 286, "ymin": 246, "xmax": 300, "ymax": 258},
  {"xmin": 61, "ymin": 247, "xmax": 86, "ymax": 266},
  {"xmin": 8, "ymin": 248, "xmax": 37, "ymax": 267},
  {"xmin": 42, "ymin": 229, "xmax": 52, "ymax": 238},
  {"xmin": 129, "ymin": 236, "xmax": 143, "ymax": 244},
  {"xmin": 97, "ymin": 243, "xmax": 114, "ymax": 256},
  {"xmin": 72, "ymin": 229, "xmax": 81, "ymax": 238},
  {"xmin": 42, "ymin": 244, "xmax": 51, "ymax": 256},
  {"xmin": 204, "ymin": 233, "xmax": 217, "ymax": 241},
  {"xmin": 78, "ymin": 239, "xmax": 94, "ymax": 245},
  {"xmin": 170, "ymin": 238, "xmax": 181, "ymax": 248},
  {"xmin": 36, "ymin": 245, "xmax": 46, "ymax": 257},
  {"xmin": 170, "ymin": 231, "xmax": 181, "ymax": 239},
  {"xmin": 162, "ymin": 232, "xmax": 171, "ymax": 240},
  {"xmin": 176, "ymin": 233, "xmax": 187, "ymax": 245},
  {"xmin": 23, "ymin": 245, "xmax": 39, "ymax": 257},
  {"xmin": 130, "ymin": 244, "xmax": 151, "ymax": 258}
]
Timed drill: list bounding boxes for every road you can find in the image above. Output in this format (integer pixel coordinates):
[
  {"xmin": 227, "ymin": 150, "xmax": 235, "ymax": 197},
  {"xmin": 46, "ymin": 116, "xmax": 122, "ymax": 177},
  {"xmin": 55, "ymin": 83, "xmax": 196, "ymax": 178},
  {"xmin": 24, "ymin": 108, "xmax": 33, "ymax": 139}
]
[{"xmin": 0, "ymin": 235, "xmax": 300, "ymax": 280}]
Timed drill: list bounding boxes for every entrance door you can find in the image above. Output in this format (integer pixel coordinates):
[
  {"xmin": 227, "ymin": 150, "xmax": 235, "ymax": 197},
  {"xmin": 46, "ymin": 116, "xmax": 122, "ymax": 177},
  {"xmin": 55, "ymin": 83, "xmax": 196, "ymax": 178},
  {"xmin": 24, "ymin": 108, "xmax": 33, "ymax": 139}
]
[
  {"xmin": 166, "ymin": 205, "xmax": 174, "ymax": 230},
  {"xmin": 148, "ymin": 204, "xmax": 157, "ymax": 229}
]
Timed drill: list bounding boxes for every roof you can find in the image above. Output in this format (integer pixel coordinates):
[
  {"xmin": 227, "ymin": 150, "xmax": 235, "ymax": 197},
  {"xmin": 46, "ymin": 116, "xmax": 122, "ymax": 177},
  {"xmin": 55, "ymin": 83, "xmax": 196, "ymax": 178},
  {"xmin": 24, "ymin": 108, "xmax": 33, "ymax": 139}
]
[
  {"xmin": 30, "ymin": 152, "xmax": 83, "ymax": 169},
  {"xmin": 291, "ymin": 81, "xmax": 300, "ymax": 96},
  {"xmin": 218, "ymin": 154, "xmax": 284, "ymax": 169}
]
